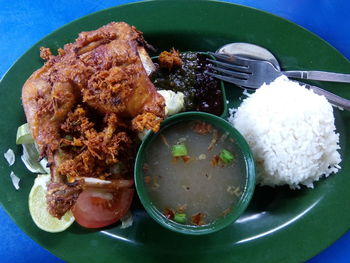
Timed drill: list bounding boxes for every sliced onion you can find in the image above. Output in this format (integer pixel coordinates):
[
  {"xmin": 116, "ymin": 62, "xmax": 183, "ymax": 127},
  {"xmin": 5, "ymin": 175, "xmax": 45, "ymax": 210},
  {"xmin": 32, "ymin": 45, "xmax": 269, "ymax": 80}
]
[
  {"xmin": 120, "ymin": 211, "xmax": 133, "ymax": 229},
  {"xmin": 4, "ymin": 149, "xmax": 15, "ymax": 166},
  {"xmin": 10, "ymin": 171, "xmax": 20, "ymax": 190},
  {"xmin": 83, "ymin": 177, "xmax": 112, "ymax": 185},
  {"xmin": 21, "ymin": 144, "xmax": 47, "ymax": 174},
  {"xmin": 39, "ymin": 158, "xmax": 51, "ymax": 174}
]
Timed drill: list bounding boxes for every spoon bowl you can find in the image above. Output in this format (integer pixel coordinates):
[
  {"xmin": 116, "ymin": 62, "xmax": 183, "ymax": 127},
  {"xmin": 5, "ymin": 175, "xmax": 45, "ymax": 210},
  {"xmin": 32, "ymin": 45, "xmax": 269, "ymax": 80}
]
[{"xmin": 216, "ymin": 42, "xmax": 280, "ymax": 70}]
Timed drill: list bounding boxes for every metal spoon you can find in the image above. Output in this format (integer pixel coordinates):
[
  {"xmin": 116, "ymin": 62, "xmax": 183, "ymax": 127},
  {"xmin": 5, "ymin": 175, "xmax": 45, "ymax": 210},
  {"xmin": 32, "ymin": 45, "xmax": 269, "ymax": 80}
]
[
  {"xmin": 217, "ymin": 42, "xmax": 280, "ymax": 70},
  {"xmin": 216, "ymin": 42, "xmax": 350, "ymax": 111}
]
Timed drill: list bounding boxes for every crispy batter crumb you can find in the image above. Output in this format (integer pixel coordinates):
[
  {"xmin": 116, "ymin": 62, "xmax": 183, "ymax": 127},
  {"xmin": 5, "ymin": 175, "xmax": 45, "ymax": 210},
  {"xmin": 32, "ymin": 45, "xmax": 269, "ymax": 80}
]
[
  {"xmin": 158, "ymin": 48, "xmax": 182, "ymax": 70},
  {"xmin": 132, "ymin": 112, "xmax": 161, "ymax": 132},
  {"xmin": 39, "ymin": 47, "xmax": 52, "ymax": 60}
]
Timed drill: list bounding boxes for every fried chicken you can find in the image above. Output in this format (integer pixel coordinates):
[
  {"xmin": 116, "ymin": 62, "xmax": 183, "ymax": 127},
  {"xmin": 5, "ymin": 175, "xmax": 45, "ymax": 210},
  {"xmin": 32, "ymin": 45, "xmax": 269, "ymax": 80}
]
[{"xmin": 21, "ymin": 22, "xmax": 165, "ymax": 218}]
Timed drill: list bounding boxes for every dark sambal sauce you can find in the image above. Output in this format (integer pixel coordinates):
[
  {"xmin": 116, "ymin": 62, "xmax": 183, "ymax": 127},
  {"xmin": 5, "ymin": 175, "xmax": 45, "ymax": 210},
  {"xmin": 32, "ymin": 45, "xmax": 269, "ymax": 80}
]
[{"xmin": 151, "ymin": 52, "xmax": 224, "ymax": 116}]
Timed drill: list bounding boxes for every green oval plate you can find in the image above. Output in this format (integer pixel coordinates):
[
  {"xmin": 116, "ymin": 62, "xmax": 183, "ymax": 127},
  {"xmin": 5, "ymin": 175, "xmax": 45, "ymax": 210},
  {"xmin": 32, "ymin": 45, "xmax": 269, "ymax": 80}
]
[{"xmin": 0, "ymin": 1, "xmax": 349, "ymax": 262}]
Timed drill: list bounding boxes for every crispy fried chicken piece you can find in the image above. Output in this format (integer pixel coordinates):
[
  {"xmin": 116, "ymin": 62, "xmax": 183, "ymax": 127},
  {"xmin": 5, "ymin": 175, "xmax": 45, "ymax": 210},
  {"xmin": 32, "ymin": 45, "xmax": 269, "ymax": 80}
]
[
  {"xmin": 46, "ymin": 180, "xmax": 84, "ymax": 219},
  {"xmin": 23, "ymin": 22, "xmax": 164, "ymax": 159},
  {"xmin": 22, "ymin": 21, "xmax": 164, "ymax": 173},
  {"xmin": 22, "ymin": 22, "xmax": 164, "ymax": 218}
]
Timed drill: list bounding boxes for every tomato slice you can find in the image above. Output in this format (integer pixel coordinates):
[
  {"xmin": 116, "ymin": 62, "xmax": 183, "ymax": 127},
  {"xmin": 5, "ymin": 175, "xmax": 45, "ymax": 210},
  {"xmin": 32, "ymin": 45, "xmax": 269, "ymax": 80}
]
[{"xmin": 72, "ymin": 185, "xmax": 134, "ymax": 229}]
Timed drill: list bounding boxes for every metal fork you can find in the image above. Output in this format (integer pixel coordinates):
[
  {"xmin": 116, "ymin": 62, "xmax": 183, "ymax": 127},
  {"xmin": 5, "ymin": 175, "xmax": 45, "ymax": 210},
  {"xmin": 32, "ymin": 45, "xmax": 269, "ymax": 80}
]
[
  {"xmin": 206, "ymin": 53, "xmax": 350, "ymax": 111},
  {"xmin": 207, "ymin": 52, "xmax": 350, "ymax": 86}
]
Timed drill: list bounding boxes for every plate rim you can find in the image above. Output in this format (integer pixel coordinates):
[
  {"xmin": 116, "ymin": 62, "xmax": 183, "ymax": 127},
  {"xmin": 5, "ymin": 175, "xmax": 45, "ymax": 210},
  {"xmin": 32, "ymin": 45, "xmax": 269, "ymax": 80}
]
[{"xmin": 0, "ymin": 1, "xmax": 349, "ymax": 262}]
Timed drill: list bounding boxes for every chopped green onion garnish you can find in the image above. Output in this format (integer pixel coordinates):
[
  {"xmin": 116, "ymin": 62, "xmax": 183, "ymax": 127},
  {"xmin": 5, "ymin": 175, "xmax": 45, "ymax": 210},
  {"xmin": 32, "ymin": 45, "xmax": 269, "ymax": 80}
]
[
  {"xmin": 219, "ymin": 149, "xmax": 234, "ymax": 164},
  {"xmin": 174, "ymin": 213, "xmax": 187, "ymax": 224},
  {"xmin": 171, "ymin": 143, "xmax": 188, "ymax": 157},
  {"xmin": 16, "ymin": 123, "xmax": 34, "ymax": 144}
]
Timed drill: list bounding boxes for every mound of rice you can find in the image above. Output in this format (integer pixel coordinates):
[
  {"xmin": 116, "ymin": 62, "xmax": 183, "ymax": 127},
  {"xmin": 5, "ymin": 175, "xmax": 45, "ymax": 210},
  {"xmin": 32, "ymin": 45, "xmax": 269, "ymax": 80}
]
[{"xmin": 229, "ymin": 76, "xmax": 341, "ymax": 189}]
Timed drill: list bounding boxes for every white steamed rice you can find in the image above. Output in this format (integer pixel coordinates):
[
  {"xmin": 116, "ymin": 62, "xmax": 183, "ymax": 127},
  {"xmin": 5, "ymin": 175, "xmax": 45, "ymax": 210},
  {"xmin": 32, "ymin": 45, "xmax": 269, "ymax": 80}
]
[{"xmin": 229, "ymin": 76, "xmax": 341, "ymax": 189}]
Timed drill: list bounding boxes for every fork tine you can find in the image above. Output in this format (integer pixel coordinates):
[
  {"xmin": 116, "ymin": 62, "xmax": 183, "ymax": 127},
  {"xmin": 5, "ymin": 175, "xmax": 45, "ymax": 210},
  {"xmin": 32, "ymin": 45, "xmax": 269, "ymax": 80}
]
[
  {"xmin": 207, "ymin": 58, "xmax": 250, "ymax": 73},
  {"xmin": 206, "ymin": 71, "xmax": 247, "ymax": 87},
  {"xmin": 208, "ymin": 52, "xmax": 235, "ymax": 61},
  {"xmin": 208, "ymin": 65, "xmax": 250, "ymax": 79},
  {"xmin": 233, "ymin": 54, "xmax": 262, "ymax": 66},
  {"xmin": 209, "ymin": 52, "xmax": 255, "ymax": 67},
  {"xmin": 209, "ymin": 52, "xmax": 233, "ymax": 61}
]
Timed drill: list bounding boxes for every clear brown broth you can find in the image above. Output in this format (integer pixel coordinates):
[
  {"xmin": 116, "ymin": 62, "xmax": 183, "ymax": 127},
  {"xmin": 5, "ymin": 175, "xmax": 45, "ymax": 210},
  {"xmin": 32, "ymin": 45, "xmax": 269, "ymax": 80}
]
[{"xmin": 143, "ymin": 121, "xmax": 246, "ymax": 226}]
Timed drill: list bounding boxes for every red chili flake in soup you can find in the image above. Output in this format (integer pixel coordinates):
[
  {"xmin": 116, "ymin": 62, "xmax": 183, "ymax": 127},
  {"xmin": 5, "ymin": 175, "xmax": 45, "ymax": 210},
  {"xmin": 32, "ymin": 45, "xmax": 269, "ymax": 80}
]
[
  {"xmin": 181, "ymin": 155, "xmax": 191, "ymax": 163},
  {"xmin": 191, "ymin": 212, "xmax": 206, "ymax": 226},
  {"xmin": 164, "ymin": 208, "xmax": 175, "ymax": 220},
  {"xmin": 144, "ymin": 175, "xmax": 151, "ymax": 184},
  {"xmin": 211, "ymin": 155, "xmax": 220, "ymax": 167},
  {"xmin": 192, "ymin": 121, "xmax": 213, "ymax": 135}
]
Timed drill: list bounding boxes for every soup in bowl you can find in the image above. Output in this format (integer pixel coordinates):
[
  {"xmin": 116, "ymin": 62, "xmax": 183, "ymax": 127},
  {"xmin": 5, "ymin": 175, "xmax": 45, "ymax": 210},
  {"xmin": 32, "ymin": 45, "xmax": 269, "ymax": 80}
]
[{"xmin": 135, "ymin": 112, "xmax": 255, "ymax": 235}]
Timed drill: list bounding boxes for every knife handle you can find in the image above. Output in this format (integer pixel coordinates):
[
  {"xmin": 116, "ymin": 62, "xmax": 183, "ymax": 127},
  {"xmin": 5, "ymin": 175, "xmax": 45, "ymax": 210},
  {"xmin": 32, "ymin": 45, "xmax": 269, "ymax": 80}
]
[{"xmin": 285, "ymin": 70, "xmax": 350, "ymax": 83}]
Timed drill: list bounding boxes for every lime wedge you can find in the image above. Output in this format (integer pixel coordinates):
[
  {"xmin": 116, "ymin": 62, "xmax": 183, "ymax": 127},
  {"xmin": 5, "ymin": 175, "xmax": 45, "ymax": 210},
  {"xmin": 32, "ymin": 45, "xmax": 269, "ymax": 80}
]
[
  {"xmin": 16, "ymin": 123, "xmax": 34, "ymax": 144},
  {"xmin": 29, "ymin": 174, "xmax": 75, "ymax": 233}
]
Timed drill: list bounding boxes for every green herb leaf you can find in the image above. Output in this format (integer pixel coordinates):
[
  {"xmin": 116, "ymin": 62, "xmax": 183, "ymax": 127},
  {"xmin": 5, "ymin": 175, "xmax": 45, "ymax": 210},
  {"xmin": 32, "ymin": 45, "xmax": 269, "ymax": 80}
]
[
  {"xmin": 64, "ymin": 135, "xmax": 73, "ymax": 141},
  {"xmin": 219, "ymin": 149, "xmax": 234, "ymax": 164}
]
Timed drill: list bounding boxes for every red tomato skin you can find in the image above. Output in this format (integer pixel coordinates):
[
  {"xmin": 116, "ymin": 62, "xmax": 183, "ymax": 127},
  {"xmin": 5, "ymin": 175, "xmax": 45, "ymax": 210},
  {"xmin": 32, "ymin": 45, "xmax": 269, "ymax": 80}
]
[{"xmin": 72, "ymin": 188, "xmax": 134, "ymax": 228}]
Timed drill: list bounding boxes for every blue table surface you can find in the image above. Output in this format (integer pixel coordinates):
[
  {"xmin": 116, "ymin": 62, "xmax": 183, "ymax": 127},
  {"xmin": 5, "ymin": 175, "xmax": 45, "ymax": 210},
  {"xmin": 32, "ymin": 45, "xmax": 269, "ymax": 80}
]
[{"xmin": 1, "ymin": 0, "xmax": 349, "ymax": 262}]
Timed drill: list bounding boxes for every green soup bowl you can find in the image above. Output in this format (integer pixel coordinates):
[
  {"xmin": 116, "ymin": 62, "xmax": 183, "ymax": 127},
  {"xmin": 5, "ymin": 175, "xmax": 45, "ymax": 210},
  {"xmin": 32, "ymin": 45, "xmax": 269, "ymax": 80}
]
[{"xmin": 134, "ymin": 111, "xmax": 255, "ymax": 235}]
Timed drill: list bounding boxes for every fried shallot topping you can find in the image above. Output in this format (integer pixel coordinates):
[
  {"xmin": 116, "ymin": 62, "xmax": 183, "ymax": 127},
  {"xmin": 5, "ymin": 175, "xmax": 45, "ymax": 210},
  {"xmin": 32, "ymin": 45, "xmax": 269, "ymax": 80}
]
[
  {"xmin": 158, "ymin": 48, "xmax": 182, "ymax": 71},
  {"xmin": 57, "ymin": 106, "xmax": 135, "ymax": 180},
  {"xmin": 131, "ymin": 112, "xmax": 161, "ymax": 132}
]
